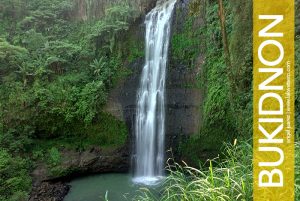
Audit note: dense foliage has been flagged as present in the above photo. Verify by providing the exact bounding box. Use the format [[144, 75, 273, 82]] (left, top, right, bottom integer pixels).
[[0, 0, 299, 200], [0, 0, 137, 199], [0, 149, 31, 201], [175, 0, 252, 163], [0, 0, 136, 144], [161, 0, 300, 200]]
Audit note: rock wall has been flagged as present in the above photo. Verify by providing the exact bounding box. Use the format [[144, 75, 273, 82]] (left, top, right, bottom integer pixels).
[[72, 0, 157, 21], [29, 147, 129, 200], [166, 0, 203, 156]]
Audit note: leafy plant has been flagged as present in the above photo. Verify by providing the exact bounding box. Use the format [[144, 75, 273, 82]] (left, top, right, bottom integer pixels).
[[87, 2, 137, 55], [171, 15, 201, 68], [0, 149, 31, 201], [48, 147, 61, 166]]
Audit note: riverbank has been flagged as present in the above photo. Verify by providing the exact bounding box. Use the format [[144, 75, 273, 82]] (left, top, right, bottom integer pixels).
[[29, 145, 130, 200]]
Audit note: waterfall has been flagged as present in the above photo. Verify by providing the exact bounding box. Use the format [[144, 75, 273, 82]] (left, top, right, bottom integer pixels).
[[133, 0, 176, 185]]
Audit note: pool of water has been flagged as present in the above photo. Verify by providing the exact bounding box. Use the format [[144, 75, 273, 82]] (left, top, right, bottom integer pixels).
[[64, 173, 161, 201]]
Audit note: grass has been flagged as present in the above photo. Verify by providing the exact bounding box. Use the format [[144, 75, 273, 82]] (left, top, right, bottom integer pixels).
[[133, 140, 300, 201], [134, 140, 252, 201], [296, 142, 300, 200]]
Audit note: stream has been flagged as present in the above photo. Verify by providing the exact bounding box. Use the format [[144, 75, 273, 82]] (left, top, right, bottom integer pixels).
[[64, 173, 161, 201]]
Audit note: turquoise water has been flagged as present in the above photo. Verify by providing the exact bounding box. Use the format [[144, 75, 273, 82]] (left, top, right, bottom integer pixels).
[[64, 173, 160, 201]]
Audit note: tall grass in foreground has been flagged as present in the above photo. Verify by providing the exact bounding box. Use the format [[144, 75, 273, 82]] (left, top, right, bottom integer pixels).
[[132, 141, 300, 201], [134, 141, 253, 201], [296, 142, 300, 200]]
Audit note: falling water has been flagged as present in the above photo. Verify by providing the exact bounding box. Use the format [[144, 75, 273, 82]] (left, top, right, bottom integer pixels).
[[133, 0, 177, 185]]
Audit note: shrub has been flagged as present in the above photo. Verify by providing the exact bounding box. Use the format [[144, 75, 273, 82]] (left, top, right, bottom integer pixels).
[[48, 147, 61, 166], [0, 149, 31, 201], [296, 142, 300, 200]]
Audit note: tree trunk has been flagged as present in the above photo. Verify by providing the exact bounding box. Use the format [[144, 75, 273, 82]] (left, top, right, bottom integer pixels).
[[218, 0, 242, 134], [218, 0, 231, 68]]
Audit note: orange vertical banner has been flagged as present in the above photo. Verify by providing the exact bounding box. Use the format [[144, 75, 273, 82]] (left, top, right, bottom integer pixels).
[[253, 0, 295, 200]]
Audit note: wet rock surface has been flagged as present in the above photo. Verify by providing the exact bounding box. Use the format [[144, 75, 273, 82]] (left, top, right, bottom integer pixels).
[[29, 146, 130, 201], [29, 182, 70, 201], [73, 0, 157, 21]]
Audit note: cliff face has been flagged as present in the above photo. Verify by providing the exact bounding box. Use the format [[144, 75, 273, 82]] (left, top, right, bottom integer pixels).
[[104, 0, 202, 159], [166, 0, 203, 156], [72, 0, 157, 21]]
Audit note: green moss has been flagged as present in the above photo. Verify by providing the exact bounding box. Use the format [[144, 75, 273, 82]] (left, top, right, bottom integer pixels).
[[32, 112, 128, 153], [179, 0, 253, 163], [127, 40, 144, 63], [113, 21, 145, 64], [48, 147, 61, 166], [170, 15, 201, 68], [112, 64, 133, 86], [50, 165, 79, 178]]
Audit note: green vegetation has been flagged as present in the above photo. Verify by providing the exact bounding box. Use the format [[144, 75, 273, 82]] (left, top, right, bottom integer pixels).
[[135, 141, 252, 201], [0, 0, 299, 200], [171, 15, 201, 68], [0, 0, 136, 198], [137, 0, 299, 200], [32, 112, 128, 153], [48, 147, 61, 166], [169, 0, 248, 164], [176, 0, 252, 163], [201, 0, 252, 143], [0, 149, 31, 201], [295, 141, 300, 200], [136, 141, 300, 201], [296, 142, 300, 200]]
